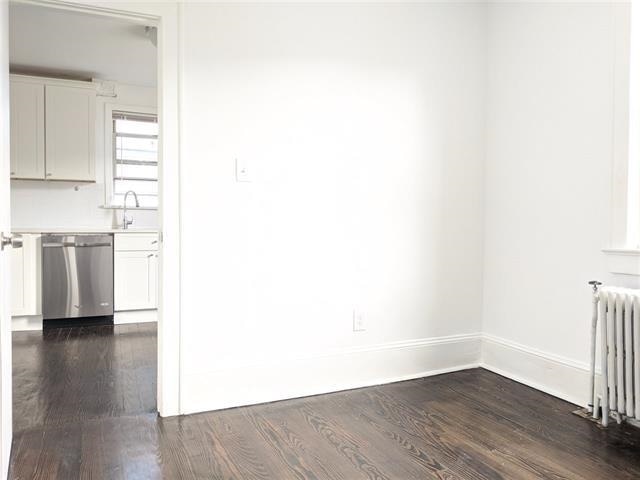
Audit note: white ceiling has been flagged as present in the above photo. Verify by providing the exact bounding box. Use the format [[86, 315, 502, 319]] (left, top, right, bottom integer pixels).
[[9, 3, 157, 87]]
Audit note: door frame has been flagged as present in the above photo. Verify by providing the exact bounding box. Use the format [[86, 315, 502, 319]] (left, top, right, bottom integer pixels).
[[0, 3, 12, 477], [5, 0, 181, 421]]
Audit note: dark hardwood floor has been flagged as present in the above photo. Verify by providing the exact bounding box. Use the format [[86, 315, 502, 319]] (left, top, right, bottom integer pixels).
[[12, 323, 157, 434], [10, 324, 640, 479]]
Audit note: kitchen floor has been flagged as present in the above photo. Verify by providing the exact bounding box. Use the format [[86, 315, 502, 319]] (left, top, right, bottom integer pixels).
[[12, 323, 156, 434], [9, 325, 640, 479]]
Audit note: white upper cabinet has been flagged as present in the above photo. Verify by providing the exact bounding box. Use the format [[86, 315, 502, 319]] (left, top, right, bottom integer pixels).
[[45, 84, 96, 181], [10, 80, 45, 180], [9, 75, 96, 182]]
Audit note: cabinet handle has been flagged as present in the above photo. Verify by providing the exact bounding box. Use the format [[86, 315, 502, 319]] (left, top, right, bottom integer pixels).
[[151, 240, 158, 245], [46, 173, 52, 177], [147, 253, 154, 258], [10, 172, 15, 176]]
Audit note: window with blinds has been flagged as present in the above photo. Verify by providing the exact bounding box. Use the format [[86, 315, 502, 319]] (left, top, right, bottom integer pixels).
[[112, 111, 158, 208]]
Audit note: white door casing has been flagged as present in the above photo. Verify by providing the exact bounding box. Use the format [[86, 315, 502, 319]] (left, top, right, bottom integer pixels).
[[0, 3, 13, 479]]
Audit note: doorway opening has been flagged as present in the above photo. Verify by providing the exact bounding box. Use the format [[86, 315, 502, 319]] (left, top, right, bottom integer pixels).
[[7, 0, 162, 441]]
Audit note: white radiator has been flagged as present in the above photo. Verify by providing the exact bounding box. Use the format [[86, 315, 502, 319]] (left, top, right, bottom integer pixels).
[[591, 286, 640, 427]]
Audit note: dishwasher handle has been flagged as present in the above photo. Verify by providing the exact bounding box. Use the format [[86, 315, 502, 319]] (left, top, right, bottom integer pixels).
[[43, 242, 112, 248]]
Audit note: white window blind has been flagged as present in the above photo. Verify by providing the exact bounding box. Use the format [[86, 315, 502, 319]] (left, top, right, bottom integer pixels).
[[112, 111, 158, 208]]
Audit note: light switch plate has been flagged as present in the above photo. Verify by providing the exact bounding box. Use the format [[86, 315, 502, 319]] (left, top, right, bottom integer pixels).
[[236, 158, 251, 182]]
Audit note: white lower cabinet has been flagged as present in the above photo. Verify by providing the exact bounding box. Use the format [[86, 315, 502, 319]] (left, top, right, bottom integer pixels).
[[11, 234, 42, 317], [114, 234, 158, 311]]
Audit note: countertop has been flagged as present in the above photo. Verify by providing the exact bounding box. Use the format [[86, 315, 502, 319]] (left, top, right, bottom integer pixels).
[[12, 227, 158, 234]]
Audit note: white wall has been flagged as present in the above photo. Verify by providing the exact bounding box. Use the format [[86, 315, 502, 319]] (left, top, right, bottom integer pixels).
[[10, 2, 157, 87], [179, 3, 487, 413], [6, 0, 632, 422], [10, 83, 158, 230], [482, 2, 640, 405]]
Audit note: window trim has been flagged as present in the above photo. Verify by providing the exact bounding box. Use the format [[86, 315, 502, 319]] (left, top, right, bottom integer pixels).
[[104, 103, 158, 209], [606, 6, 640, 276]]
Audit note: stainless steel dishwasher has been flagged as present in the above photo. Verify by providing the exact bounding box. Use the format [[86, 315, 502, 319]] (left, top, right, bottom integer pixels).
[[42, 234, 114, 320]]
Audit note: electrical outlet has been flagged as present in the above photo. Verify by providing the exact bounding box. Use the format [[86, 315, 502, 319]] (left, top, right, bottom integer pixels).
[[353, 310, 366, 332]]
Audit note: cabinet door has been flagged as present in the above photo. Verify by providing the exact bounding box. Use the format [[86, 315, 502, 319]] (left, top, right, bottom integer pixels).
[[10, 246, 25, 316], [149, 252, 158, 309], [11, 234, 42, 317], [45, 85, 95, 181], [10, 81, 45, 179], [114, 251, 157, 311]]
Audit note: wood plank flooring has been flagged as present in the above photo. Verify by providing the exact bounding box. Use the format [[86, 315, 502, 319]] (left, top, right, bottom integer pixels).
[[12, 323, 156, 433], [10, 324, 640, 479]]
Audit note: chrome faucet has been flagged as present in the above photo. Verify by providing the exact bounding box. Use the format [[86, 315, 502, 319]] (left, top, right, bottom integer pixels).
[[122, 190, 139, 230]]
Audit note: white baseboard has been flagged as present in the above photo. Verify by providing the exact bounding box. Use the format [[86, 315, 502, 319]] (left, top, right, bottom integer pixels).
[[9, 313, 592, 413], [12, 315, 43, 331], [114, 310, 157, 324], [180, 333, 482, 414], [481, 334, 590, 407], [12, 310, 157, 330]]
